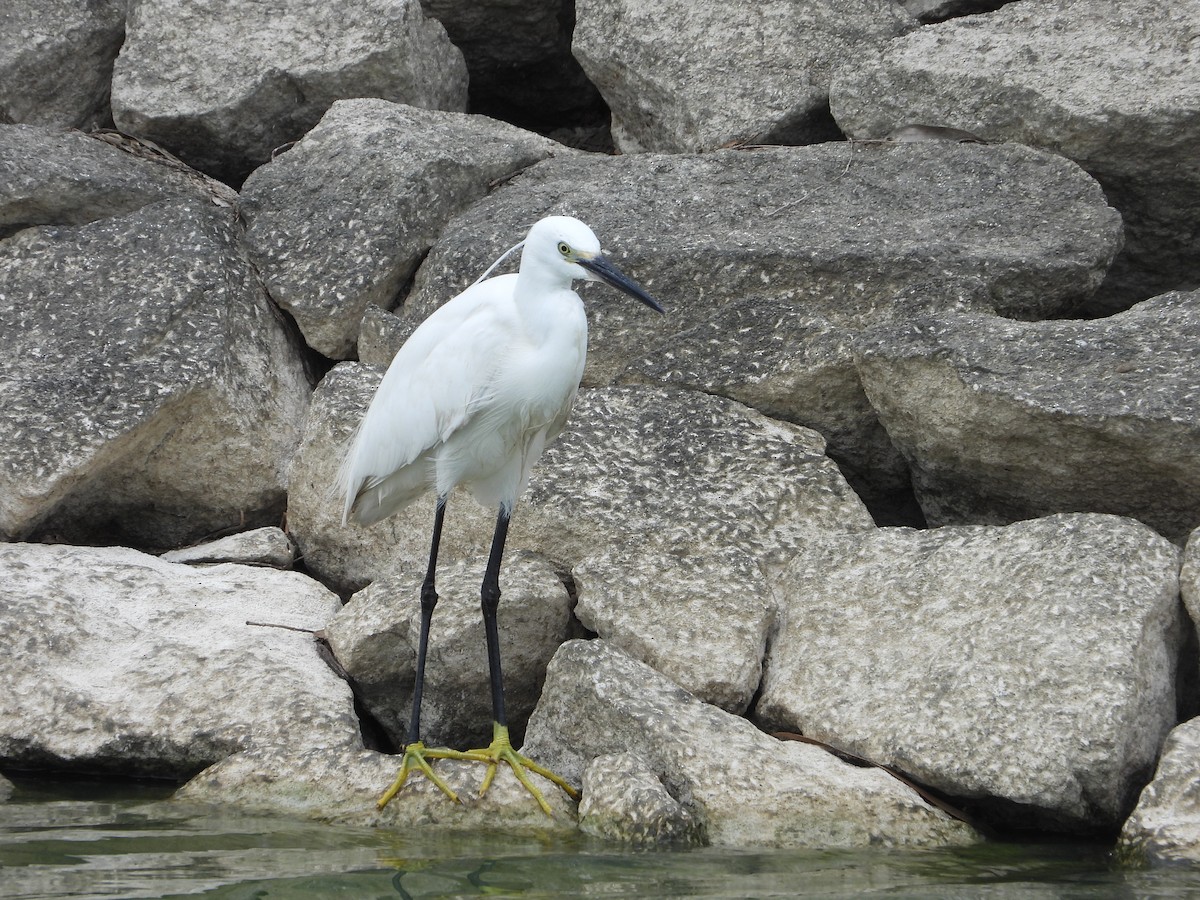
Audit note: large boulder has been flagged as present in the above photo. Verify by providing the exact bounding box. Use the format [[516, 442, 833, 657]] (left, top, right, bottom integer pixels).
[[855, 291, 1200, 544], [523, 640, 980, 848], [1118, 716, 1200, 865], [572, 0, 916, 152], [287, 368, 873, 593], [239, 99, 569, 358], [111, 0, 468, 185], [754, 514, 1184, 833], [325, 552, 576, 748], [0, 196, 311, 548], [0, 543, 357, 778], [831, 0, 1200, 310], [0, 0, 125, 130], [393, 144, 1120, 503]]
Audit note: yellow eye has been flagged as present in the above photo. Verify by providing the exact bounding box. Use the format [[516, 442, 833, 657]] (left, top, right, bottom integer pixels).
[[557, 241, 571, 257]]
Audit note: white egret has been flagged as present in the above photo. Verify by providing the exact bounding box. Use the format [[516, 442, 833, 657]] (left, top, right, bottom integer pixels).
[[338, 215, 664, 814]]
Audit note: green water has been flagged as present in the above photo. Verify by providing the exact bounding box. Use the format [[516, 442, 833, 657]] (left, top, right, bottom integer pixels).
[[2, 778, 1198, 899]]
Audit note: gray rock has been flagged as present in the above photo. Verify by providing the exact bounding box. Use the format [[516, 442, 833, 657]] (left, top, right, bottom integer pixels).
[[754, 514, 1184, 833], [159, 527, 296, 569], [356, 304, 409, 367], [0, 199, 311, 548], [111, 0, 468, 184], [0, 773, 12, 801], [325, 552, 574, 749], [573, 545, 773, 715], [0, 125, 233, 239], [572, 0, 916, 152], [0, 543, 357, 778], [0, 0, 125, 130], [1118, 716, 1200, 865], [524, 640, 980, 848], [830, 0, 1200, 310], [419, 0, 603, 139], [288, 366, 872, 593], [178, 743, 578, 829], [579, 752, 704, 846], [898, 0, 1016, 23], [240, 99, 567, 358], [855, 291, 1200, 544]]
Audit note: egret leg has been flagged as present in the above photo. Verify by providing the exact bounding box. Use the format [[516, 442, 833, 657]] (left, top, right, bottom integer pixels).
[[457, 507, 580, 815], [377, 496, 480, 809]]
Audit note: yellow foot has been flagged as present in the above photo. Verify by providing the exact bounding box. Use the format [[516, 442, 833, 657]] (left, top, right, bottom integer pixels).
[[458, 723, 580, 816], [376, 741, 483, 810]]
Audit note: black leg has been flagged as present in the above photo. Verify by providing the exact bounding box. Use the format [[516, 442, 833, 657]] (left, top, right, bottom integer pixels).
[[408, 494, 447, 746], [481, 506, 511, 729]]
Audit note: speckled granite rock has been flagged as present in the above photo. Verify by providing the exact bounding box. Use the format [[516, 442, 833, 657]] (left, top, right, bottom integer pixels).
[[240, 99, 567, 358], [572, 0, 915, 152], [523, 640, 980, 848], [855, 291, 1200, 543], [111, 0, 468, 184], [160, 527, 296, 569], [289, 368, 871, 593], [572, 545, 774, 715], [1118, 716, 1200, 865], [831, 0, 1200, 309], [0, 198, 311, 548], [325, 552, 575, 748], [0, 543, 356, 778], [579, 752, 704, 846], [0, 0, 125, 129], [755, 514, 1184, 833], [178, 743, 577, 830]]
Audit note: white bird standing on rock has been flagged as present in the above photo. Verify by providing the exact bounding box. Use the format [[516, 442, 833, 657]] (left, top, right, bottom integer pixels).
[[338, 215, 665, 814]]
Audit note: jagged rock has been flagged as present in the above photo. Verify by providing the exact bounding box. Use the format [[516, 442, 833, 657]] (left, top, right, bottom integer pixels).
[[0, 125, 233, 238], [854, 291, 1200, 544], [159, 527, 296, 569], [0, 543, 357, 778], [754, 514, 1184, 833], [178, 743, 577, 829], [898, 0, 1016, 22], [419, 0, 603, 139], [1118, 716, 1200, 865], [578, 752, 704, 846], [288, 368, 872, 593], [111, 0, 468, 184], [831, 0, 1200, 310], [397, 144, 1119, 504], [572, 545, 773, 715], [0, 0, 125, 130], [325, 552, 575, 748], [572, 0, 916, 152], [0, 198, 311, 548], [239, 99, 568, 358], [523, 640, 980, 848], [357, 304, 409, 367]]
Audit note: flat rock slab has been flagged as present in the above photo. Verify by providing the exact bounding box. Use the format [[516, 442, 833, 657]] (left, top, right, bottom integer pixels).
[[0, 543, 357, 778], [325, 552, 575, 749], [523, 640, 979, 849], [0, 0, 125, 129], [402, 144, 1120, 388], [111, 0, 468, 184], [289, 368, 871, 593], [179, 744, 578, 831], [1118, 716, 1200, 866], [855, 290, 1200, 544], [0, 197, 311, 548], [831, 0, 1200, 307], [159, 527, 296, 569], [573, 0, 915, 152], [240, 98, 567, 358], [754, 514, 1183, 833]]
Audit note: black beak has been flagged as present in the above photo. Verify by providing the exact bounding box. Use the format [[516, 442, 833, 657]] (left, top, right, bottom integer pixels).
[[578, 254, 666, 314]]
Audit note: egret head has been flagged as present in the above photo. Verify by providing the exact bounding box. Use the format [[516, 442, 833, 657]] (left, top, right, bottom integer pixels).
[[522, 215, 665, 313]]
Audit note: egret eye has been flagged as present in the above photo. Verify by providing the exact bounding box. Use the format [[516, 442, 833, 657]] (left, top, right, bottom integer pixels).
[[557, 241, 571, 257]]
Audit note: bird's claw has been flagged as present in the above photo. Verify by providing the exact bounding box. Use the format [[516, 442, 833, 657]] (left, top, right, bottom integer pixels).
[[376, 741, 480, 810], [461, 723, 580, 816]]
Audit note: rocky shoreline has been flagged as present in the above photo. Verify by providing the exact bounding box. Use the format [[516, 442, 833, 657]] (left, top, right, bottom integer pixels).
[[2, 0, 1199, 864]]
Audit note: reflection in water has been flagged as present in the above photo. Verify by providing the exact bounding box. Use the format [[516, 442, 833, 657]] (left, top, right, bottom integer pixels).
[[0, 777, 1198, 898]]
